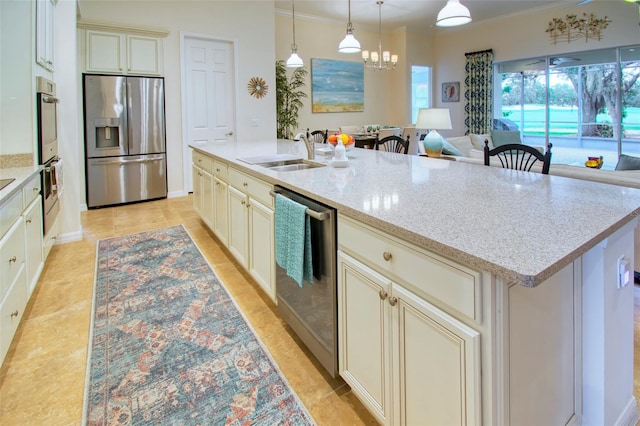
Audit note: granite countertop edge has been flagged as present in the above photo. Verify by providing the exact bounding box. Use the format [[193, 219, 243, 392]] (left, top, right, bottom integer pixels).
[[0, 165, 44, 208]]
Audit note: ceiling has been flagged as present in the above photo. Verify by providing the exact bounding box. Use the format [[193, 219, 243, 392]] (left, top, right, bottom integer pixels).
[[274, 0, 598, 35]]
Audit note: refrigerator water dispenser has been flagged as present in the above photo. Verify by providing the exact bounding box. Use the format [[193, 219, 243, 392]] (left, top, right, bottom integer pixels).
[[94, 118, 121, 148]]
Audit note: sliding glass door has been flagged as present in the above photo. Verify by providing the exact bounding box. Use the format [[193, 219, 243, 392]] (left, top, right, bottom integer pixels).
[[495, 45, 640, 170]]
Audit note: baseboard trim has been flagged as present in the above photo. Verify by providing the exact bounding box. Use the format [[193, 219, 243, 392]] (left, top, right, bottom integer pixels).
[[55, 229, 83, 244], [615, 397, 640, 426]]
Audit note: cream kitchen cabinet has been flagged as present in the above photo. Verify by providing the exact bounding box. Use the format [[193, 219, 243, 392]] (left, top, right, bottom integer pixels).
[[83, 29, 164, 75], [212, 159, 229, 247], [36, 0, 56, 71], [0, 171, 44, 367], [227, 167, 275, 301], [338, 215, 482, 426], [192, 151, 214, 229]]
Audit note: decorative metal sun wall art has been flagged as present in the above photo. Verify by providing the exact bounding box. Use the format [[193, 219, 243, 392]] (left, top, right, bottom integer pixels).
[[546, 13, 611, 44], [248, 77, 268, 98]]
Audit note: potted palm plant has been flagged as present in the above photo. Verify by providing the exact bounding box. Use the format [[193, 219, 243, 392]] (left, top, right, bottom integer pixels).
[[275, 60, 308, 139]]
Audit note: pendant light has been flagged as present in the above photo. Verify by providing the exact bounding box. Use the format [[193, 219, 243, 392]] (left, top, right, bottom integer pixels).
[[338, 0, 361, 53], [286, 0, 303, 68], [362, 1, 398, 70], [436, 0, 472, 27]]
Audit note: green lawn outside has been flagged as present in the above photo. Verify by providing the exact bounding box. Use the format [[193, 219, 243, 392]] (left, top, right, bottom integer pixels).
[[502, 105, 640, 135]]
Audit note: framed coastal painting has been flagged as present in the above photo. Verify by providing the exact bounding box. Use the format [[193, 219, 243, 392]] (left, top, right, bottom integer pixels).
[[311, 58, 364, 113], [442, 82, 460, 102]]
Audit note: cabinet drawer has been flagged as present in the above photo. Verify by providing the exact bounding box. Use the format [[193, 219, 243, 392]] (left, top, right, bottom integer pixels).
[[0, 266, 27, 365], [0, 191, 24, 240], [213, 159, 228, 181], [22, 175, 41, 207], [192, 151, 214, 174], [0, 218, 26, 302], [338, 215, 481, 321], [228, 168, 273, 208]]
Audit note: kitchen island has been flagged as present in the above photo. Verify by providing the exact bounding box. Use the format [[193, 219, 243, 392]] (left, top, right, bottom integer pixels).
[[191, 139, 640, 425]]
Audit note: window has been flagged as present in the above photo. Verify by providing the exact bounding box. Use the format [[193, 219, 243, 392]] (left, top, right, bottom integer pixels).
[[495, 45, 640, 170], [411, 65, 431, 124]]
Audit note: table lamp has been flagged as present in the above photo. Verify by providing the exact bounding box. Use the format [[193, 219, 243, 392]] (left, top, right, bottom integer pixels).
[[415, 108, 452, 157]]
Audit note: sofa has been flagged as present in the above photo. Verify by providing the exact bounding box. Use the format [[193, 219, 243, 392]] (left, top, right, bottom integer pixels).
[[422, 132, 640, 272]]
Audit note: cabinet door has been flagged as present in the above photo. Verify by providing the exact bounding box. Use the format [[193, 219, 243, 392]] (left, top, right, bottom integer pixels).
[[192, 164, 203, 215], [201, 169, 214, 229], [86, 30, 124, 73], [24, 198, 44, 296], [213, 177, 228, 246], [248, 199, 275, 301], [127, 35, 162, 75], [0, 267, 27, 366], [227, 185, 248, 268], [338, 251, 393, 425], [392, 284, 481, 426], [36, 0, 55, 71]]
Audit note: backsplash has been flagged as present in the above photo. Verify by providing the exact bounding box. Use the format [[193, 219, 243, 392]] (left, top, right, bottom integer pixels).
[[0, 154, 34, 168]]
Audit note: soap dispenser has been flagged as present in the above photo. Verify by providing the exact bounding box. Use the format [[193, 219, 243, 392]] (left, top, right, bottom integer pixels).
[[332, 142, 349, 168]]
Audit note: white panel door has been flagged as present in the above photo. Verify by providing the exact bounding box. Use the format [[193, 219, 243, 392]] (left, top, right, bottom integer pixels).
[[183, 36, 236, 193]]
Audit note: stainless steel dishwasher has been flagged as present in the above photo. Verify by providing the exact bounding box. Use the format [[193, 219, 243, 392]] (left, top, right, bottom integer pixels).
[[272, 185, 338, 378]]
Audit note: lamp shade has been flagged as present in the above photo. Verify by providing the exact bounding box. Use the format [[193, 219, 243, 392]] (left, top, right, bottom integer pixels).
[[338, 33, 361, 53], [436, 0, 472, 27], [286, 51, 303, 68], [415, 108, 452, 130]]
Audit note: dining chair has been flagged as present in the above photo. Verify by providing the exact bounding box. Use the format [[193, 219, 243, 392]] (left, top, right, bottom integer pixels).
[[484, 140, 553, 174], [377, 127, 401, 140], [340, 125, 361, 134], [376, 135, 410, 154], [307, 129, 328, 143], [401, 126, 421, 155]]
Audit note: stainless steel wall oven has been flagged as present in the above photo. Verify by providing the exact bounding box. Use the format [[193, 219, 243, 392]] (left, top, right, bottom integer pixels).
[[36, 76, 60, 235]]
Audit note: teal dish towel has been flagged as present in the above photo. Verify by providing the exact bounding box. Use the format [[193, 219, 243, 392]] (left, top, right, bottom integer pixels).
[[275, 194, 314, 287]]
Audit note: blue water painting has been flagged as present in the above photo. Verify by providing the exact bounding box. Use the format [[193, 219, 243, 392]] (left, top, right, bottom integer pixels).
[[311, 58, 364, 112]]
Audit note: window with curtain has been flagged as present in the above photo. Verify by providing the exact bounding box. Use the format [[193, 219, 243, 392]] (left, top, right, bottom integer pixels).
[[495, 45, 640, 170]]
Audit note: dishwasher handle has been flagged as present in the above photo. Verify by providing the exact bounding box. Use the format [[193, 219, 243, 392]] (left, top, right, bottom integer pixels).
[[270, 190, 330, 221]]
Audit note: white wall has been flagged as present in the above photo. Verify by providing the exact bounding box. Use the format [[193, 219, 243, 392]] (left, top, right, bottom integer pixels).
[[77, 0, 276, 197], [275, 12, 432, 133], [432, 1, 640, 137]]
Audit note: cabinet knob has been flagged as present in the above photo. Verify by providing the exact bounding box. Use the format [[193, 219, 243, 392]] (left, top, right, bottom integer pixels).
[[241, 200, 246, 205], [378, 290, 388, 300], [388, 296, 398, 306], [216, 168, 220, 172], [33, 187, 39, 193], [9, 256, 17, 263], [10, 310, 19, 318], [26, 218, 32, 224], [382, 251, 392, 261], [243, 182, 248, 187], [246, 203, 250, 208]]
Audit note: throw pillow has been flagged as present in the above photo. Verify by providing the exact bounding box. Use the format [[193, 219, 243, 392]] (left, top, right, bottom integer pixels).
[[469, 133, 492, 150], [445, 136, 473, 156], [615, 154, 640, 171], [490, 130, 521, 147], [440, 138, 463, 156]]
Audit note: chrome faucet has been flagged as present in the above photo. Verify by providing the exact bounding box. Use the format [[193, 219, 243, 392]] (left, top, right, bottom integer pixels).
[[294, 132, 314, 160]]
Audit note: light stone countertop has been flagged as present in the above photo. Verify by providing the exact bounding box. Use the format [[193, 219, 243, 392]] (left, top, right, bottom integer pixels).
[[0, 165, 43, 208], [191, 139, 640, 287]]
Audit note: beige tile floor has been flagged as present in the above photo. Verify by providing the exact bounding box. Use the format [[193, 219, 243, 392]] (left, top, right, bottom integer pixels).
[[0, 195, 639, 424]]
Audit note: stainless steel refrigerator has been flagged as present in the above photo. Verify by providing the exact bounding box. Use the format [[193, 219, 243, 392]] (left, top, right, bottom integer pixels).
[[84, 74, 167, 208]]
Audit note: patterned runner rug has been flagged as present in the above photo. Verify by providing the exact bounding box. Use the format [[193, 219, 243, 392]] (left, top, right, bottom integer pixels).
[[83, 225, 314, 425]]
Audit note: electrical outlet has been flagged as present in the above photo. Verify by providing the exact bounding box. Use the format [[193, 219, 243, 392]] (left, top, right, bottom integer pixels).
[[618, 256, 631, 289]]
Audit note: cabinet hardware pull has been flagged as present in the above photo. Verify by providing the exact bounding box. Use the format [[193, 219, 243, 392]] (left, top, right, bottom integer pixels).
[[379, 290, 388, 300], [388, 296, 398, 306], [9, 256, 17, 263], [33, 187, 39, 192], [10, 310, 19, 318], [383, 251, 392, 261], [246, 203, 250, 208], [216, 168, 220, 172], [243, 182, 248, 187], [26, 218, 32, 224], [241, 200, 245, 205]]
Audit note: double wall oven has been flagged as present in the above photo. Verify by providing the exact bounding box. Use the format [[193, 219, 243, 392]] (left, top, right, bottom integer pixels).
[[36, 76, 60, 235]]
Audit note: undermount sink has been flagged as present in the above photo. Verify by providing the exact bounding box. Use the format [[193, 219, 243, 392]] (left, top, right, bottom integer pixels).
[[266, 162, 324, 172], [0, 178, 15, 191]]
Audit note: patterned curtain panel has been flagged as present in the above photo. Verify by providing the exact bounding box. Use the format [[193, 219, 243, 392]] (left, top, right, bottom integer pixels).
[[464, 49, 494, 135]]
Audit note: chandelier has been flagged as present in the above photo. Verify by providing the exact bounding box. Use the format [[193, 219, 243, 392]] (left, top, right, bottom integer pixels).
[[362, 1, 398, 70]]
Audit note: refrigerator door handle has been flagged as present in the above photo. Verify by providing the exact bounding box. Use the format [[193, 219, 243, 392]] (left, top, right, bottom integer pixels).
[[126, 81, 133, 153], [92, 157, 164, 165]]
